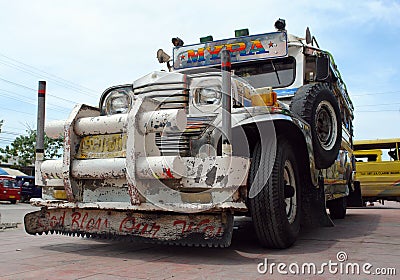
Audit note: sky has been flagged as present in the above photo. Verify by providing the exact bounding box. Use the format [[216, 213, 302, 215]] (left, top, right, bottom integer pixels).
[[0, 0, 399, 148]]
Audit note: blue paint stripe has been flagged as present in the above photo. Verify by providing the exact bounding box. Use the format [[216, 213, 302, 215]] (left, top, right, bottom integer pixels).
[[275, 88, 298, 97]]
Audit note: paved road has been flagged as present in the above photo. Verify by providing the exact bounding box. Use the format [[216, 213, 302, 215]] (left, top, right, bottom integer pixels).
[[0, 202, 399, 279], [0, 202, 36, 224]]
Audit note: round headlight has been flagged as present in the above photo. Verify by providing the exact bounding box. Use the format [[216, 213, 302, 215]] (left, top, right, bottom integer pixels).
[[103, 89, 131, 115], [192, 77, 222, 107], [196, 87, 221, 105]]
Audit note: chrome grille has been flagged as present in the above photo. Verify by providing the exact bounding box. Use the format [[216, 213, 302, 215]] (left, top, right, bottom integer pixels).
[[156, 115, 217, 156], [134, 82, 189, 109]]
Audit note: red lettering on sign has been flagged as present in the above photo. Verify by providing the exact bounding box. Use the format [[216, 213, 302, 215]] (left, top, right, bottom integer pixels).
[[80, 212, 89, 228], [119, 217, 160, 237], [37, 211, 66, 231], [195, 219, 210, 231], [172, 218, 223, 237], [71, 212, 81, 229], [173, 220, 187, 234], [67, 211, 109, 232]]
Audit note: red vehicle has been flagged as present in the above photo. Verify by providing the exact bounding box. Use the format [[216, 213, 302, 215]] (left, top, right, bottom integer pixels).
[[0, 176, 21, 204]]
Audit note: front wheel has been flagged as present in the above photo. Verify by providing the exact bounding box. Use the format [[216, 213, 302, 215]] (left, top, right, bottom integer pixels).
[[248, 137, 301, 249]]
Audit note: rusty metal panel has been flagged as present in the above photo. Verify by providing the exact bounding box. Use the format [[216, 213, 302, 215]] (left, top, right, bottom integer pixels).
[[136, 156, 186, 179], [24, 208, 234, 246], [76, 133, 127, 159], [41, 159, 63, 179], [71, 158, 126, 179], [82, 186, 130, 203], [182, 156, 249, 188], [62, 104, 100, 201], [74, 114, 128, 136], [138, 109, 187, 134], [45, 120, 66, 139], [29, 199, 247, 212], [125, 97, 161, 205]]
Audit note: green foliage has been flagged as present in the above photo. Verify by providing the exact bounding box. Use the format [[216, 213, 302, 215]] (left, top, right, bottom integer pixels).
[[0, 129, 63, 167]]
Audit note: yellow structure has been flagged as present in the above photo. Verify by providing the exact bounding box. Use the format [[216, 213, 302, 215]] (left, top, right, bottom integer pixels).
[[354, 138, 400, 202]]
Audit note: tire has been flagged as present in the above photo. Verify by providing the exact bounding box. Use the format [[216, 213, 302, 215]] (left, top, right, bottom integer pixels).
[[290, 83, 342, 169], [10, 200, 17, 204], [248, 137, 301, 249], [327, 197, 347, 219]]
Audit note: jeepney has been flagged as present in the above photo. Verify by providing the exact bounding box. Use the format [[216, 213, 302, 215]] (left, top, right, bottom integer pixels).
[[25, 19, 356, 248], [354, 138, 400, 203]]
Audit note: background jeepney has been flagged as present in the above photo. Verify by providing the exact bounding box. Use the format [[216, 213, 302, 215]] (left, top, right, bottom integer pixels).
[[0, 176, 21, 204], [354, 138, 400, 204], [25, 20, 356, 249]]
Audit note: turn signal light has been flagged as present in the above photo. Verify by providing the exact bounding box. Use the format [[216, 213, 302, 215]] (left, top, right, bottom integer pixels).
[[250, 87, 278, 106]]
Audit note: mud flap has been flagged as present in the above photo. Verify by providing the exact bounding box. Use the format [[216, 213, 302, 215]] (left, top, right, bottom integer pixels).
[[301, 181, 334, 228], [24, 208, 234, 247], [347, 181, 363, 207]]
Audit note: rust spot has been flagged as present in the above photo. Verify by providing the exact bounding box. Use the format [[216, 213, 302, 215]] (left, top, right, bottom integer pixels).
[[205, 166, 217, 186], [195, 164, 203, 183], [216, 175, 226, 183]]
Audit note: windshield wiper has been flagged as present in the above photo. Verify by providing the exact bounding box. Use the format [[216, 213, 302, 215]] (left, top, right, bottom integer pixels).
[[270, 60, 281, 85]]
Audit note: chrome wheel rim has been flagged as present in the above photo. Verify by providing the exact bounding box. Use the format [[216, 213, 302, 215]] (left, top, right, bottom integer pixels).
[[315, 100, 337, 150], [284, 159, 297, 224]]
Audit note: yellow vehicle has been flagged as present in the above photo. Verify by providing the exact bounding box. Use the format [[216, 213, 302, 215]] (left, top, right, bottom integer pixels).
[[354, 139, 400, 203]]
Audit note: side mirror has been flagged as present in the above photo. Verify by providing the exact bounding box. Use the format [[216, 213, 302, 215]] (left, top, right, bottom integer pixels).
[[316, 54, 330, 81], [305, 27, 312, 45], [157, 49, 171, 63]]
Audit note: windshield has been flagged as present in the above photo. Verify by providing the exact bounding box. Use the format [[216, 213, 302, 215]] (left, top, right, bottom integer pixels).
[[0, 179, 17, 188], [233, 57, 295, 89]]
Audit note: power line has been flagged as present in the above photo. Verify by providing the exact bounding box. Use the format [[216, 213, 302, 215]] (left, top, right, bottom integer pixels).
[[351, 90, 400, 97], [0, 91, 71, 113], [356, 102, 400, 108], [0, 130, 22, 136], [0, 106, 33, 116], [0, 125, 27, 132], [356, 110, 399, 113], [0, 106, 62, 120], [0, 53, 99, 97], [0, 77, 79, 105], [0, 136, 15, 141]]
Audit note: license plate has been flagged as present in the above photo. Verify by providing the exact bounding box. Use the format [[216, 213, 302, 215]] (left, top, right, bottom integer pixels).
[[76, 133, 127, 159], [9, 195, 15, 198]]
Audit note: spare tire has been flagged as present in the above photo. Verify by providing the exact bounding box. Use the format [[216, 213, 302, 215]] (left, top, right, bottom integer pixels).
[[290, 83, 341, 169]]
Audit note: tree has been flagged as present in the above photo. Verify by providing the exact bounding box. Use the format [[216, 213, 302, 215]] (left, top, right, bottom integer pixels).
[[0, 129, 63, 167]]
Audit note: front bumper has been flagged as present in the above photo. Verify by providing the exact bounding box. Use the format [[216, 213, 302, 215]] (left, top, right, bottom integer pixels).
[[24, 206, 235, 247], [36, 95, 250, 213]]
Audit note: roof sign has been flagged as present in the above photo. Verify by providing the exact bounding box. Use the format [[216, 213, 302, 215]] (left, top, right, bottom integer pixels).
[[173, 32, 288, 70]]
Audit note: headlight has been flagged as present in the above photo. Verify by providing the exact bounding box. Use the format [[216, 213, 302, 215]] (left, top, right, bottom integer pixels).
[[196, 87, 221, 105], [102, 89, 132, 115], [192, 77, 222, 107]]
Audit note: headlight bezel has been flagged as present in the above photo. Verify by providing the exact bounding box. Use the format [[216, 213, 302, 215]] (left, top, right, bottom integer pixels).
[[99, 85, 133, 116], [191, 76, 223, 112]]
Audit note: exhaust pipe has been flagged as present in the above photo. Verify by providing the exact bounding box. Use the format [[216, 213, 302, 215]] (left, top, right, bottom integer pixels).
[[35, 81, 46, 186], [221, 49, 232, 156]]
